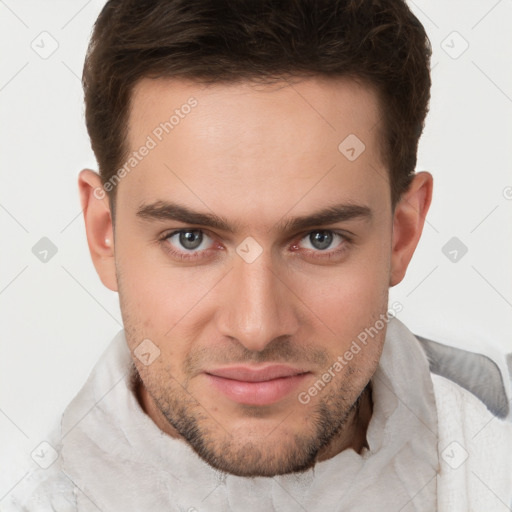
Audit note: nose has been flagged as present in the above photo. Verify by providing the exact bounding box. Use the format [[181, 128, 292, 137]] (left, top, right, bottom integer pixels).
[[215, 249, 299, 353]]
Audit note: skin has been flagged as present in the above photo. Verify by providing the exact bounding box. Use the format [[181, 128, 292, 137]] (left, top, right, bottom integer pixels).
[[79, 76, 432, 477]]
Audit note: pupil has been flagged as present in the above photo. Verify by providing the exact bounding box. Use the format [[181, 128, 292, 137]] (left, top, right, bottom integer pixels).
[[180, 230, 202, 250], [310, 231, 332, 250]]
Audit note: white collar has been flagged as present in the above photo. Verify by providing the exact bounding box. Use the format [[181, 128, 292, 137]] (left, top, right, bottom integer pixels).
[[59, 317, 439, 511]]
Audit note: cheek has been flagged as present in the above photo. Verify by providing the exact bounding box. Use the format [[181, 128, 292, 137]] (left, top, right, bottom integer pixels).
[[290, 243, 391, 348], [306, 260, 387, 301], [115, 231, 211, 329], [115, 239, 223, 376], [295, 268, 389, 394]]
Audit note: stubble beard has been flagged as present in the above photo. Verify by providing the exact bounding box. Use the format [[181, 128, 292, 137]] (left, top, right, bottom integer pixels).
[[135, 365, 369, 477]]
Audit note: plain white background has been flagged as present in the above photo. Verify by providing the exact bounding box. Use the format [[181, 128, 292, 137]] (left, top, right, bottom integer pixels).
[[1, 0, 511, 499]]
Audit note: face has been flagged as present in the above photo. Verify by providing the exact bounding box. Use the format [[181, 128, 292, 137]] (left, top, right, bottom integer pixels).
[[80, 76, 432, 477]]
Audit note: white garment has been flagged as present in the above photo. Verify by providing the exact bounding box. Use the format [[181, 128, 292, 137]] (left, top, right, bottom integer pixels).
[[3, 318, 512, 511]]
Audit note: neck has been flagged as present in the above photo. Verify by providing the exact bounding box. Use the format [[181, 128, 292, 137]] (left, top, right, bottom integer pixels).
[[316, 382, 373, 462]]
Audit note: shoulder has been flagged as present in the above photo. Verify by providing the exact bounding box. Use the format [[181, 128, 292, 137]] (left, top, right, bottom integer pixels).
[[431, 373, 512, 510], [416, 334, 510, 419], [431, 372, 512, 466], [431, 372, 511, 433], [2, 462, 78, 511]]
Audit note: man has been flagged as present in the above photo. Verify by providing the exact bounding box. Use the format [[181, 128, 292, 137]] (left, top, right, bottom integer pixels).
[[5, 0, 512, 510]]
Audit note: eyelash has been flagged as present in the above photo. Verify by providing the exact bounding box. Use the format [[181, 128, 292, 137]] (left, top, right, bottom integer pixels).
[[158, 229, 220, 262], [293, 232, 350, 261], [158, 229, 352, 263]]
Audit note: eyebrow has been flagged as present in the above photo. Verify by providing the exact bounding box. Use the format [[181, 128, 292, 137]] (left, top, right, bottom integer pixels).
[[136, 200, 372, 233]]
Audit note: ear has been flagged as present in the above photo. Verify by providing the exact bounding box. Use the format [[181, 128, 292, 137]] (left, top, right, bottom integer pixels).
[[78, 169, 118, 292], [389, 171, 433, 287]]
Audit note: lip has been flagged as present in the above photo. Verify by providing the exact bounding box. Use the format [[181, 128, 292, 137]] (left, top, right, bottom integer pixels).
[[204, 365, 310, 405]]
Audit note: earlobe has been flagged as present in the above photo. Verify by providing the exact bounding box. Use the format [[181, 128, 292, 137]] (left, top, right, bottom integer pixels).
[[389, 172, 433, 287], [78, 169, 118, 292]]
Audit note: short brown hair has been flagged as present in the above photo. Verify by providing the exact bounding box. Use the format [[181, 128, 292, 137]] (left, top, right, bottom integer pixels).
[[83, 0, 432, 208]]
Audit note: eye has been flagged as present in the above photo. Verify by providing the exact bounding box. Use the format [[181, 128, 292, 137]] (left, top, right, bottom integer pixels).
[[290, 229, 351, 262], [165, 229, 214, 252], [298, 230, 345, 251]]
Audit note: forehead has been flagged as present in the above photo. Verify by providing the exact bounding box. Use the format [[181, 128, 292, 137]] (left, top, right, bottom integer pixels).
[[121, 76, 389, 222]]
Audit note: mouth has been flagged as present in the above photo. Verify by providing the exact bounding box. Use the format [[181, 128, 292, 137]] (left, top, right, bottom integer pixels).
[[204, 365, 310, 405]]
